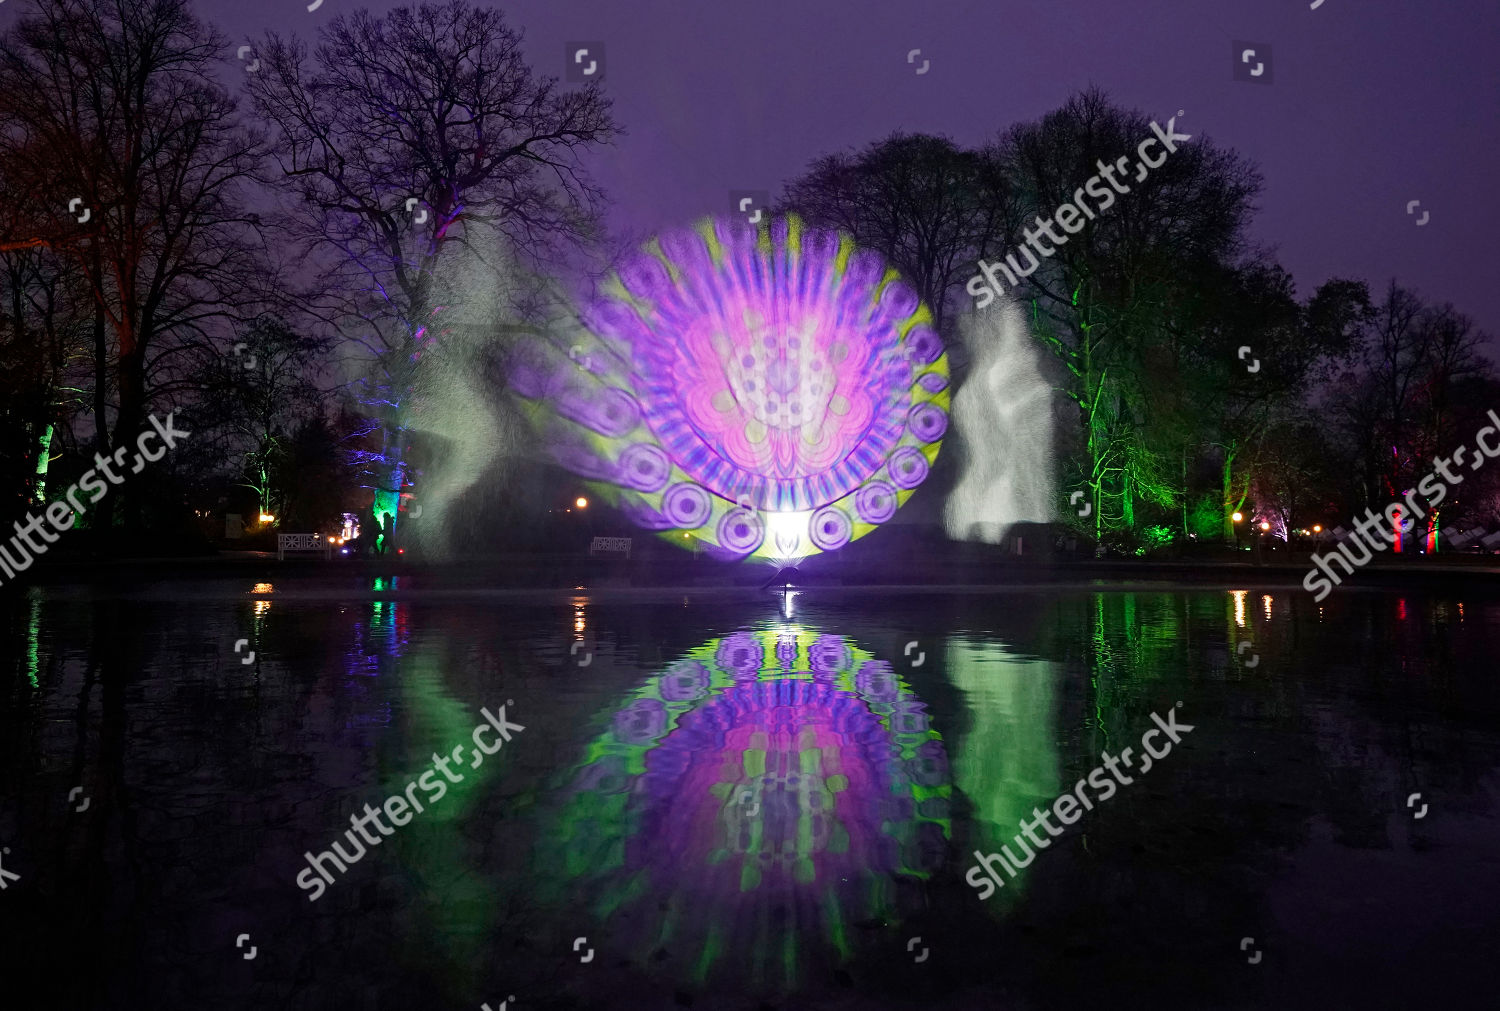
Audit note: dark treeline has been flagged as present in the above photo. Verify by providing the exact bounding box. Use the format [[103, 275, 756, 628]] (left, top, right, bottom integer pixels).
[[779, 90, 1499, 551], [0, 0, 1494, 558], [0, 0, 614, 554]]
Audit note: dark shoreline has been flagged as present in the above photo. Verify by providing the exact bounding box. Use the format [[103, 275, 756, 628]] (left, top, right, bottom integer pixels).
[[10, 543, 1500, 597]]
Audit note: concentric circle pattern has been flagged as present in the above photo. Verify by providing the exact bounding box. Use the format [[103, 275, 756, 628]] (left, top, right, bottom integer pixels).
[[662, 483, 713, 528], [854, 481, 898, 524], [809, 505, 853, 552]]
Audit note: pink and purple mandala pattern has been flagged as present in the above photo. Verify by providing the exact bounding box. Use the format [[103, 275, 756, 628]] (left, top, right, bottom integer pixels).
[[511, 215, 950, 561]]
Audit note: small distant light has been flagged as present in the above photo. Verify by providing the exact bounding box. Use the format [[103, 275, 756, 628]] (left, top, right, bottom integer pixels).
[[1259, 521, 1270, 531], [575, 497, 588, 509], [259, 512, 275, 524], [397, 548, 405, 555], [1232, 511, 1243, 523], [328, 535, 337, 543], [1313, 525, 1322, 533], [340, 548, 348, 555]]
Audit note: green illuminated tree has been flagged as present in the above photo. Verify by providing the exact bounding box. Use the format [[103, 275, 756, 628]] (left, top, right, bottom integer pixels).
[[0, 238, 94, 511], [994, 89, 1260, 541], [202, 316, 330, 517]]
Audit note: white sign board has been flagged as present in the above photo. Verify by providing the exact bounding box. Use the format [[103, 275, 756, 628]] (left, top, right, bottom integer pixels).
[[278, 533, 331, 560], [589, 536, 632, 559]]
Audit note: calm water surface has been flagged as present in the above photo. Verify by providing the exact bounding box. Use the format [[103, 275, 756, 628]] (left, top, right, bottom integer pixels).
[[2, 578, 1498, 1010]]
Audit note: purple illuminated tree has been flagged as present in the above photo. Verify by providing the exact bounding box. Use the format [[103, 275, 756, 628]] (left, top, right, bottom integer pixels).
[[248, 0, 617, 530]]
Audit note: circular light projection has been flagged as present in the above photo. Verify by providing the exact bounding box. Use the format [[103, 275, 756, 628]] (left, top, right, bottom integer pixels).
[[513, 215, 950, 561]]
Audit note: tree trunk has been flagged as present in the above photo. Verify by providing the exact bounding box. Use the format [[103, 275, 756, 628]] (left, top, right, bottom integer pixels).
[[89, 299, 116, 531], [114, 341, 148, 530], [34, 421, 54, 503], [1221, 450, 1238, 545]]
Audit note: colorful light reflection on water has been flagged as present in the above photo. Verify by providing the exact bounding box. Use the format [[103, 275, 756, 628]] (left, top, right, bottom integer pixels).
[[543, 626, 951, 988]]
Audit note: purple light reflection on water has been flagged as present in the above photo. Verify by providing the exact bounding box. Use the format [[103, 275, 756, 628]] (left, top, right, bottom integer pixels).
[[542, 627, 950, 983]]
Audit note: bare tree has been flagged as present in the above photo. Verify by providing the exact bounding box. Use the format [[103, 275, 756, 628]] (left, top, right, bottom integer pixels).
[[247, 0, 617, 531], [0, 0, 270, 523], [1325, 281, 1494, 545], [0, 239, 94, 507], [779, 133, 1018, 342], [202, 316, 330, 517]]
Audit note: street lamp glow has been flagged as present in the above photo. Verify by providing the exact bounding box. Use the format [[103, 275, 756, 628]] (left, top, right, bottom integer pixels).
[[1259, 521, 1270, 532], [259, 512, 275, 524], [575, 496, 588, 509], [1313, 524, 1322, 533], [1232, 511, 1243, 523]]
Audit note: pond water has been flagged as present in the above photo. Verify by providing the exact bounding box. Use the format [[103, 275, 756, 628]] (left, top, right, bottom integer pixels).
[[2, 578, 1497, 1009]]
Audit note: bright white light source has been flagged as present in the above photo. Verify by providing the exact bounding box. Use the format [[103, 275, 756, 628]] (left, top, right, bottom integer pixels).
[[765, 509, 810, 561]]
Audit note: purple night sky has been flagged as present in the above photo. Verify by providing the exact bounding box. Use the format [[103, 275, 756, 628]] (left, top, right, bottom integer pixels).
[[10, 0, 1497, 337]]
